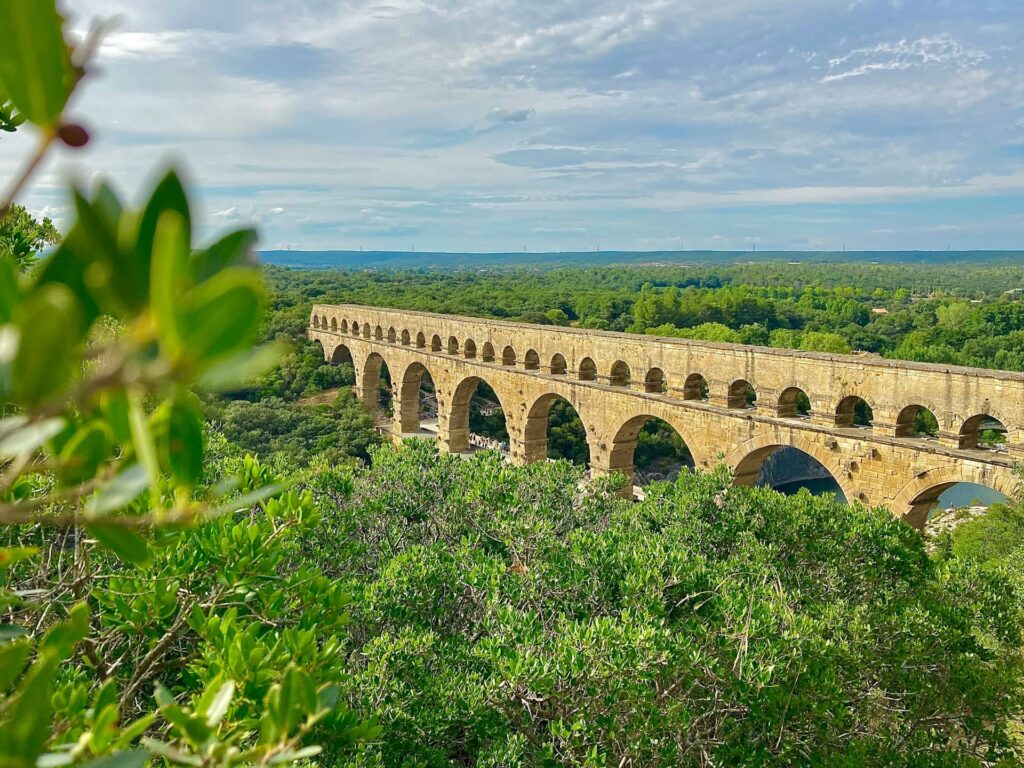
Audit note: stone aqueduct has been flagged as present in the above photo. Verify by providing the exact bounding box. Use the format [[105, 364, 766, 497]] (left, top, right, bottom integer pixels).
[[309, 303, 1022, 527]]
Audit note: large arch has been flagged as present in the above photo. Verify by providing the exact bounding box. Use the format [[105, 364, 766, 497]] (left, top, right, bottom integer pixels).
[[331, 343, 354, 366], [360, 352, 393, 415], [605, 412, 698, 494], [727, 434, 856, 504], [890, 465, 1019, 529], [448, 374, 511, 454], [523, 392, 592, 466], [395, 361, 437, 434]]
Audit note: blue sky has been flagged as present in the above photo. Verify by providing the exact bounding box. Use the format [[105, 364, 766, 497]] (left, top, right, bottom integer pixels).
[[4, 0, 1024, 251]]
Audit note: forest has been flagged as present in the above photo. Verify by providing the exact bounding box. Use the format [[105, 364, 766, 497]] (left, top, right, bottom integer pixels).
[[3, 5, 1024, 768]]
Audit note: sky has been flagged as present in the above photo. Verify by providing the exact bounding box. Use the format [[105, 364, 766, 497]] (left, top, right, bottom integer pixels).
[[3, 0, 1023, 252]]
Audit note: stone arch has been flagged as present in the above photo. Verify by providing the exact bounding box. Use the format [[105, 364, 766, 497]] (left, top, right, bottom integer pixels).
[[889, 465, 1019, 529], [395, 360, 437, 434], [362, 323, 370, 339], [312, 337, 325, 357], [416, 331, 426, 349], [777, 386, 811, 419], [550, 353, 567, 375], [448, 374, 511, 454], [524, 349, 540, 370], [351, 321, 360, 336], [447, 336, 459, 355], [387, 326, 397, 343], [360, 352, 393, 414], [330, 317, 338, 332], [374, 325, 384, 341], [523, 392, 593, 466], [604, 411, 702, 495], [502, 345, 517, 366], [331, 343, 353, 365], [481, 342, 496, 363], [835, 394, 873, 428], [728, 379, 756, 409], [727, 434, 856, 503], [959, 413, 1008, 451], [643, 367, 666, 394], [895, 404, 939, 439], [464, 339, 477, 359], [401, 329, 411, 346], [312, 315, 320, 329], [683, 373, 709, 401], [340, 319, 349, 334], [431, 334, 442, 352], [578, 357, 597, 381], [609, 360, 631, 387]]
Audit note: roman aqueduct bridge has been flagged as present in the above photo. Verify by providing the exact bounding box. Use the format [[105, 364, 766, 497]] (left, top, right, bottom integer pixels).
[[310, 303, 1022, 527]]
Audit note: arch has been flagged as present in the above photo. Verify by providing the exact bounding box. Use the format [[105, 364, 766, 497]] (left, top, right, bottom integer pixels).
[[431, 334, 442, 352], [643, 368, 666, 394], [312, 315, 320, 329], [463, 339, 477, 359], [524, 349, 540, 371], [550, 353, 567, 376], [373, 325, 384, 341], [362, 323, 370, 339], [728, 379, 756, 409], [524, 393, 591, 466], [609, 360, 631, 387], [501, 346, 517, 366], [387, 326, 397, 343], [777, 386, 811, 419], [890, 465, 1019, 529], [448, 374, 511, 454], [578, 357, 597, 381], [727, 435, 856, 504], [835, 395, 873, 428], [360, 352, 393, 415], [321, 315, 328, 328], [312, 337, 325, 358], [401, 329, 411, 346], [340, 319, 349, 334], [447, 336, 459, 355], [607, 413, 696, 494], [481, 342, 496, 363], [396, 361, 438, 434], [351, 321, 360, 337], [330, 317, 338, 332], [895, 404, 939, 439], [959, 413, 1008, 451], [416, 331, 426, 349], [682, 373, 709, 401], [331, 343, 353, 366]]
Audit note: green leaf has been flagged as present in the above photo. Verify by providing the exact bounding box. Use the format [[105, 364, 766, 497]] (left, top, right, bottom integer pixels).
[[0, 0, 74, 127], [190, 228, 257, 284], [268, 746, 322, 764], [137, 171, 191, 291], [140, 739, 202, 767], [149, 211, 190, 362], [180, 268, 264, 367], [0, 257, 18, 323], [201, 680, 235, 727], [0, 416, 64, 458], [87, 464, 149, 517], [39, 602, 89, 656], [87, 525, 151, 567], [0, 638, 31, 689], [11, 283, 84, 405], [163, 397, 204, 487], [78, 751, 149, 768], [196, 342, 285, 391], [0, 547, 38, 569], [59, 421, 112, 485]]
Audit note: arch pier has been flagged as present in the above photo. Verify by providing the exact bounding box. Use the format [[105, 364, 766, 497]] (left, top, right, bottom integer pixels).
[[311, 304, 1024, 528]]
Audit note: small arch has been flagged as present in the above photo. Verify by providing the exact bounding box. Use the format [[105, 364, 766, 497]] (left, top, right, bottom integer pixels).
[[481, 342, 496, 363], [331, 344, 353, 365], [401, 329, 411, 346], [362, 324, 370, 339], [578, 357, 597, 381], [777, 387, 811, 419], [683, 373, 709, 401], [524, 349, 540, 371], [550, 354, 567, 375], [351, 321, 360, 337], [609, 360, 631, 387], [464, 339, 477, 359], [447, 336, 459, 355], [835, 395, 872, 428], [896, 404, 939, 439], [643, 368, 666, 394], [330, 317, 338, 332], [502, 346, 517, 366], [373, 325, 384, 341], [959, 414, 1008, 451], [340, 319, 349, 334], [431, 334, 442, 352], [416, 331, 426, 349], [312, 315, 320, 329], [387, 326, 397, 343], [320, 315, 328, 328], [728, 379, 756, 409]]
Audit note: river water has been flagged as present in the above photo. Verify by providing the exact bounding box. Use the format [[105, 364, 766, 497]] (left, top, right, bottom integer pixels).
[[773, 478, 1007, 509]]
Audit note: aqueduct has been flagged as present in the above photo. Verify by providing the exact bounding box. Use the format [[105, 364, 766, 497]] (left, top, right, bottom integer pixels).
[[310, 303, 1022, 528]]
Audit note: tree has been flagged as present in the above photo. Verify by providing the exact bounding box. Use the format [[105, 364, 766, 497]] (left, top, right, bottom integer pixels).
[[0, 203, 60, 270]]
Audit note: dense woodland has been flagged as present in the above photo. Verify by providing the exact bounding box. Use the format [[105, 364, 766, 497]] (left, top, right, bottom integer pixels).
[[4, 6, 1024, 768]]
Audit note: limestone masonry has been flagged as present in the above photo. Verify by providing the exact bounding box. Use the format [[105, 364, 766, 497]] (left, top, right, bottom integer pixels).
[[310, 303, 1022, 528]]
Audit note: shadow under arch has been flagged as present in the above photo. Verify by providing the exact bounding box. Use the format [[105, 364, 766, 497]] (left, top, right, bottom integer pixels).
[[524, 392, 592, 466], [395, 360, 437, 434], [889, 465, 1018, 529], [331, 342, 353, 366], [726, 435, 856, 504], [448, 373, 511, 454]]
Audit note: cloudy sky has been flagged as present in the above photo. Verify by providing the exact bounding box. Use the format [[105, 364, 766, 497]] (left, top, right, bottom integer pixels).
[[4, 0, 1024, 251]]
